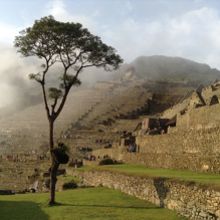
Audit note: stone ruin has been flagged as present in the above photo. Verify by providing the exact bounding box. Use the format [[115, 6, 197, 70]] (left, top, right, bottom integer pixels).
[[89, 80, 220, 174], [140, 116, 176, 135]]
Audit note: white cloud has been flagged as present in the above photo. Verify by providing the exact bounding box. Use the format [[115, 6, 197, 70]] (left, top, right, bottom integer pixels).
[[44, 1, 220, 69], [47, 0, 96, 32], [0, 22, 19, 45], [100, 7, 220, 69], [2, 1, 220, 74]]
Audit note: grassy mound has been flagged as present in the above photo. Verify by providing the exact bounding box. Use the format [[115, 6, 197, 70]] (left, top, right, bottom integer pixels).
[[0, 187, 184, 220]]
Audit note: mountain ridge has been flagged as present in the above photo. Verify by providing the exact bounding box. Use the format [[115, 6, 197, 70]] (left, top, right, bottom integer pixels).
[[117, 55, 220, 84]]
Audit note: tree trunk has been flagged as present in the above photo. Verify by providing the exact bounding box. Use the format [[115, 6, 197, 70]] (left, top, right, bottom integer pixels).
[[49, 120, 54, 151], [49, 159, 59, 205], [49, 120, 59, 205]]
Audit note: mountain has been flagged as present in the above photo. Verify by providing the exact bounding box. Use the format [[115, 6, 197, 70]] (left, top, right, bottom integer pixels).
[[118, 55, 220, 85], [0, 55, 220, 155]]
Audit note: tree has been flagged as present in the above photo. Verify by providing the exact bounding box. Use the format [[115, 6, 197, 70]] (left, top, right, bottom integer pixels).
[[14, 16, 123, 205]]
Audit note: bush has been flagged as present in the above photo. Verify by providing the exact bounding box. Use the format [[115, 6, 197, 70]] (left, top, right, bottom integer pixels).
[[52, 142, 69, 164], [62, 180, 78, 190], [99, 158, 115, 165]]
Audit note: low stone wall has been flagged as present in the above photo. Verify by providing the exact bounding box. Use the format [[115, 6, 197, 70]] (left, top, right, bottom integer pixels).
[[120, 152, 220, 172], [92, 147, 220, 173], [73, 170, 220, 220]]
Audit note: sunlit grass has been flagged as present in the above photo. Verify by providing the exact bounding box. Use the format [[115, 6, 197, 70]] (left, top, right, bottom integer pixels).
[[0, 187, 184, 220]]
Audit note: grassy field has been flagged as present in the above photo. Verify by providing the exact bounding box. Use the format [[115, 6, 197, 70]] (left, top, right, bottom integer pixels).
[[80, 164, 220, 188], [0, 187, 185, 220]]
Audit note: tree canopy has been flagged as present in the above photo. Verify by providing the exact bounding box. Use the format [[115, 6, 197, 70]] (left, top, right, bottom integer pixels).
[[15, 15, 123, 120]]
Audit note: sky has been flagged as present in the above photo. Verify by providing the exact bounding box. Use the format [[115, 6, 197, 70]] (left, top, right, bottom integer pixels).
[[1, 0, 220, 107], [1, 0, 220, 67]]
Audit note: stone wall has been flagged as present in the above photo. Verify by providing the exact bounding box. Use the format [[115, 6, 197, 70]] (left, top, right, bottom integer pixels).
[[175, 105, 220, 130], [162, 91, 198, 119], [92, 125, 220, 173], [201, 84, 220, 105], [162, 85, 220, 130], [92, 148, 220, 173], [73, 170, 220, 220], [136, 126, 220, 173], [187, 105, 220, 129], [137, 127, 220, 154], [90, 87, 220, 173], [90, 111, 220, 173]]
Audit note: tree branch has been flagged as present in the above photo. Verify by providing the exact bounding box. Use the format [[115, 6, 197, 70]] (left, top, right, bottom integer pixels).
[[53, 61, 105, 119], [82, 62, 107, 69], [70, 51, 85, 66], [41, 82, 50, 119], [53, 87, 70, 119], [41, 58, 51, 119], [51, 97, 58, 115]]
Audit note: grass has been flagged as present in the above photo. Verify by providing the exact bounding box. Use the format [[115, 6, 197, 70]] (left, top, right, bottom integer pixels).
[[79, 164, 220, 188], [58, 175, 81, 184], [0, 187, 184, 220]]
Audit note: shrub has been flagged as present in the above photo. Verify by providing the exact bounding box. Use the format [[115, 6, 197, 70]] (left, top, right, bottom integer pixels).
[[62, 180, 78, 190], [99, 158, 115, 165], [52, 142, 69, 164]]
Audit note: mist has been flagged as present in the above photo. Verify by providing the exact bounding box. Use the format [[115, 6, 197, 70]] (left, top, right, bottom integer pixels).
[[0, 44, 116, 113], [0, 45, 39, 109]]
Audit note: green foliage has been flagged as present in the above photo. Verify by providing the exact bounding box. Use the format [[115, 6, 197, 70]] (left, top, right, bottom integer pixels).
[[52, 142, 69, 164], [48, 87, 62, 99], [99, 158, 116, 165], [29, 73, 41, 83], [57, 142, 69, 153], [62, 180, 78, 190], [59, 74, 81, 89], [58, 175, 81, 184], [0, 188, 184, 220], [14, 15, 123, 72]]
